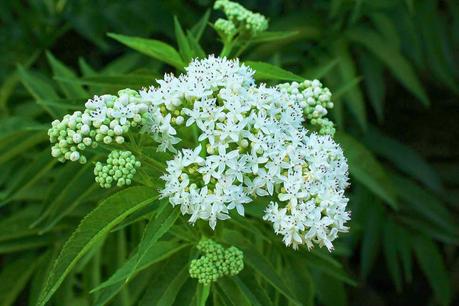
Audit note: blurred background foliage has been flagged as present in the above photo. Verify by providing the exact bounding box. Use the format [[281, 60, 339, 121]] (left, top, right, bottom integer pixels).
[[0, 0, 458, 305]]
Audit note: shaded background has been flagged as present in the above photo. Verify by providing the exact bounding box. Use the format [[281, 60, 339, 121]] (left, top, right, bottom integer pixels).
[[0, 0, 458, 305]]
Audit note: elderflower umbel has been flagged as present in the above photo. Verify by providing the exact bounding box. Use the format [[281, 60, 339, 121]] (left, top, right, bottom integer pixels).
[[48, 54, 350, 251], [144, 56, 350, 250]]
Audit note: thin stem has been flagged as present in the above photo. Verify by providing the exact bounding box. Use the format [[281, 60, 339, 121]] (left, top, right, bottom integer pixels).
[[198, 284, 211, 306]]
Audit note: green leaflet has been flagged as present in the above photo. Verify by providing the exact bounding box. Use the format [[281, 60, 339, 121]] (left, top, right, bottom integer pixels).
[[174, 16, 194, 63], [245, 61, 304, 82], [358, 54, 385, 122], [383, 219, 402, 291], [36, 186, 158, 306], [390, 173, 459, 240], [413, 236, 452, 306], [312, 272, 347, 306], [32, 162, 96, 233], [17, 65, 61, 118], [108, 33, 185, 70], [139, 253, 190, 306], [244, 248, 300, 304], [0, 149, 58, 205], [250, 30, 300, 43], [333, 41, 367, 130], [217, 277, 253, 306], [46, 51, 87, 98], [336, 132, 398, 209], [359, 199, 384, 279], [92, 241, 187, 293], [347, 27, 430, 106], [0, 253, 39, 306], [365, 127, 443, 193], [128, 200, 181, 280], [190, 9, 210, 41]]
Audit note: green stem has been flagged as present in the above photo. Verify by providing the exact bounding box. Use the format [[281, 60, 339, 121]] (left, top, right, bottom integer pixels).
[[198, 284, 211, 306], [219, 39, 234, 57]]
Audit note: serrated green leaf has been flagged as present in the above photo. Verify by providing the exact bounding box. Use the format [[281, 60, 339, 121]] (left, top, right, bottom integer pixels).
[[336, 132, 398, 209], [108, 33, 185, 69], [245, 61, 304, 82], [36, 186, 158, 306]]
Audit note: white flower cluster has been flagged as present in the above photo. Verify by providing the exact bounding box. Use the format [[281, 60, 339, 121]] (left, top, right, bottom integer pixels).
[[48, 55, 350, 251], [48, 89, 147, 163], [144, 55, 350, 250]]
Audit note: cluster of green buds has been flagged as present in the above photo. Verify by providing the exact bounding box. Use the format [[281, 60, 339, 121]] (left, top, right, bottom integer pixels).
[[94, 150, 141, 188], [279, 79, 336, 135], [48, 89, 148, 163], [49, 111, 94, 164], [189, 239, 244, 285], [214, 0, 268, 38]]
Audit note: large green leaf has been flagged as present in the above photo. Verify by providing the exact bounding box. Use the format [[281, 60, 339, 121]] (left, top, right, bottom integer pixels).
[[36, 186, 158, 306], [108, 33, 185, 69], [336, 132, 398, 209]]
